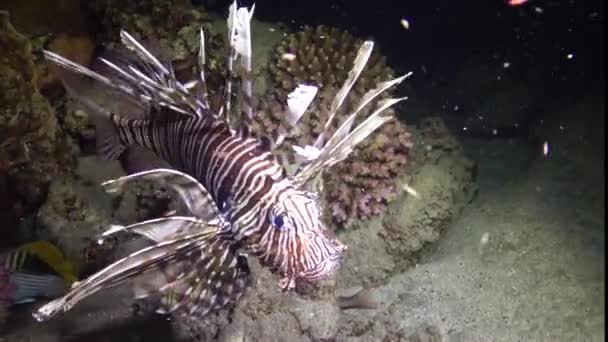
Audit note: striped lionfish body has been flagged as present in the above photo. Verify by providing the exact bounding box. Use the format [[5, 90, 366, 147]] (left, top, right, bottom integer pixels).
[[33, 1, 411, 322]]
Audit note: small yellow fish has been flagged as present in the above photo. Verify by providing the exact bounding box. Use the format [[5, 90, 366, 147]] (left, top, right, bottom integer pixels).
[[1, 241, 78, 304], [9, 241, 78, 284]]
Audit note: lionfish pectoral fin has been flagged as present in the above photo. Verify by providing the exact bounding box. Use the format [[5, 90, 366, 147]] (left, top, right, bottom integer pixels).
[[313, 41, 375, 149], [33, 229, 217, 322], [142, 240, 251, 317], [131, 260, 194, 299], [100, 168, 222, 220], [100, 216, 218, 243]]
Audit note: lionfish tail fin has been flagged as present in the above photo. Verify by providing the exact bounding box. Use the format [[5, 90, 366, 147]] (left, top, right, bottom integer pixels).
[[33, 227, 220, 322], [153, 239, 250, 317]]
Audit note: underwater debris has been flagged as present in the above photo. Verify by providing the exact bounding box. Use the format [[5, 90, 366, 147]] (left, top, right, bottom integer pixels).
[[254, 25, 414, 228]]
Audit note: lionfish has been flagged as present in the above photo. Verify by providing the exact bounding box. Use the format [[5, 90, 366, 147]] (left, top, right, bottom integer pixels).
[[33, 2, 410, 322]]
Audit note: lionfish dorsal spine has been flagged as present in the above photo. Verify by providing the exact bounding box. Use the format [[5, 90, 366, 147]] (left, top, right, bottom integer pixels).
[[312, 41, 375, 149], [119, 30, 171, 79], [291, 42, 412, 184], [197, 28, 210, 107], [294, 95, 409, 185], [221, 1, 256, 136], [270, 84, 319, 150]]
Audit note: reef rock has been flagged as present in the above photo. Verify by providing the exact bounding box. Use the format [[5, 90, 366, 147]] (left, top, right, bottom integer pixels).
[[0, 11, 75, 239], [34, 155, 185, 273], [380, 117, 476, 265]]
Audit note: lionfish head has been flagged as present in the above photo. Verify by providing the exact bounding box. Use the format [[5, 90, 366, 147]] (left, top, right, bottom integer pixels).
[[264, 184, 346, 290]]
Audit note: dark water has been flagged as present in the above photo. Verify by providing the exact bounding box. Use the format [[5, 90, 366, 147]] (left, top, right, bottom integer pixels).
[[0, 0, 604, 341]]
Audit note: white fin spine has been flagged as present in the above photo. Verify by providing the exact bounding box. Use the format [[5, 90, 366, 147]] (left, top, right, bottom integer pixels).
[[100, 168, 222, 221], [313, 41, 374, 148], [294, 96, 408, 185]]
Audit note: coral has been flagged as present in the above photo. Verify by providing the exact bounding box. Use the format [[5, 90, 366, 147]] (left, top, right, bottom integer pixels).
[[87, 0, 228, 102], [379, 117, 476, 264], [253, 25, 414, 227], [0, 11, 75, 234]]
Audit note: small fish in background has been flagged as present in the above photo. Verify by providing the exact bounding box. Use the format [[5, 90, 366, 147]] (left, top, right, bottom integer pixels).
[[0, 241, 77, 305], [336, 287, 378, 310], [507, 0, 529, 6]]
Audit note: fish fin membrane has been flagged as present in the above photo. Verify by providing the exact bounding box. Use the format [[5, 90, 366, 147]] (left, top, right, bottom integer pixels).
[[138, 240, 250, 317], [100, 216, 218, 244], [100, 168, 222, 221], [32, 227, 222, 322]]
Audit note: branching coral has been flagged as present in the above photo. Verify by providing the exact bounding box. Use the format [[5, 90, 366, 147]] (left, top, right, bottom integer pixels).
[[0, 11, 75, 229], [254, 25, 414, 227]]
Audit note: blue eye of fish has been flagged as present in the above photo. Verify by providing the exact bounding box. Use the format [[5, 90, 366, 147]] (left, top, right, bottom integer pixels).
[[273, 213, 289, 229]]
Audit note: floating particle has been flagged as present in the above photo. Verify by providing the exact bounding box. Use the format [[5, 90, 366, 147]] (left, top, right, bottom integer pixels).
[[503, 61, 511, 68], [533, 6, 544, 13], [492, 129, 498, 135], [268, 27, 276, 32], [543, 141, 549, 156], [400, 18, 410, 30], [402, 184, 420, 199], [281, 53, 297, 61], [478, 232, 491, 255], [508, 0, 529, 6], [566, 53, 574, 59]]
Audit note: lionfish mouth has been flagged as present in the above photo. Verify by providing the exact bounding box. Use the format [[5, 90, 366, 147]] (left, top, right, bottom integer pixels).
[[299, 238, 347, 283]]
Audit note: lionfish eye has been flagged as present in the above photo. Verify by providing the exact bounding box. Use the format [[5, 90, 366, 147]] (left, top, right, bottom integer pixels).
[[273, 213, 290, 229]]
